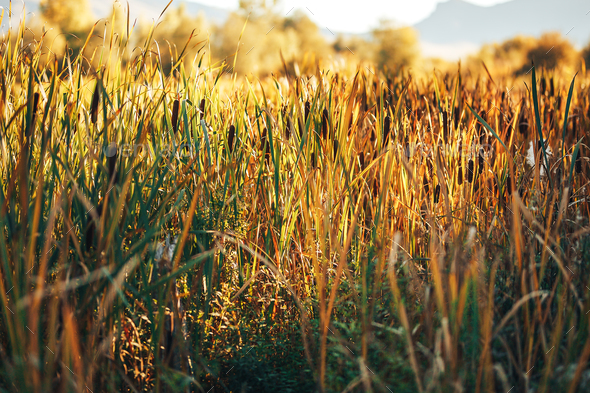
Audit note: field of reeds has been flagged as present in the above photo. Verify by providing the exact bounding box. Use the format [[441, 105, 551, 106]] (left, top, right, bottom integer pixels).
[[1, 7, 590, 393]]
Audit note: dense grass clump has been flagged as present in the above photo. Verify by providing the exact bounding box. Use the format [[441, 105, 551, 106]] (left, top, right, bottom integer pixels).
[[0, 12, 590, 393]]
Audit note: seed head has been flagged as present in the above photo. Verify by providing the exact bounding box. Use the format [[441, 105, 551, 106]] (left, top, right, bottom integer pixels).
[[91, 81, 100, 124], [228, 125, 236, 153], [171, 99, 180, 134], [383, 115, 391, 144]]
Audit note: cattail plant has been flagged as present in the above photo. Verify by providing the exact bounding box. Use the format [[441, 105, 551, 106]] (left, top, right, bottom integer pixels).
[[171, 99, 180, 134], [478, 110, 487, 143], [228, 125, 236, 153], [434, 184, 441, 203], [383, 115, 391, 145], [31, 92, 40, 128], [261, 127, 270, 165], [453, 108, 460, 129], [442, 110, 449, 141], [321, 108, 329, 139], [107, 142, 119, 184], [91, 81, 100, 124], [199, 98, 206, 121]]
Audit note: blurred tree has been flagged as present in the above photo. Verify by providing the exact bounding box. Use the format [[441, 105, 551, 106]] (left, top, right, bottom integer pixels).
[[40, 0, 93, 34], [215, 11, 287, 75], [238, 0, 281, 19], [333, 34, 373, 61], [582, 41, 590, 68], [136, 4, 209, 74], [371, 20, 418, 71], [474, 35, 536, 74], [283, 10, 331, 59], [520, 32, 575, 72]]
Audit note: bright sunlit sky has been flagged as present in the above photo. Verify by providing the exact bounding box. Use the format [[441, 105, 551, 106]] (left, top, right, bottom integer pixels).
[[188, 0, 513, 33]]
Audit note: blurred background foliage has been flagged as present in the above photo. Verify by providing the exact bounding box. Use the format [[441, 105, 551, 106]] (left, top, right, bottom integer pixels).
[[10, 0, 590, 77]]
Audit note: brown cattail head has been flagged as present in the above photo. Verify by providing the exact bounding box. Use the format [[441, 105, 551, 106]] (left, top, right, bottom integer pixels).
[[304, 101, 311, 123], [91, 81, 100, 124], [478, 110, 487, 143], [171, 99, 180, 134], [550, 77, 555, 97], [454, 109, 460, 129], [458, 165, 463, 185], [25, 92, 40, 140], [73, 113, 80, 136], [423, 174, 430, 195], [282, 107, 291, 139], [199, 98, 206, 121], [359, 152, 365, 170], [228, 125, 236, 153], [383, 115, 391, 144], [372, 178, 380, 199], [540, 77, 546, 95], [321, 108, 329, 139], [434, 184, 441, 203], [261, 127, 270, 164], [106, 142, 118, 183], [442, 110, 449, 141], [467, 159, 474, 183], [32, 92, 40, 124]]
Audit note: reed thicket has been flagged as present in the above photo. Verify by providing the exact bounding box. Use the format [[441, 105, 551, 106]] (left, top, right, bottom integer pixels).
[[0, 10, 589, 393]]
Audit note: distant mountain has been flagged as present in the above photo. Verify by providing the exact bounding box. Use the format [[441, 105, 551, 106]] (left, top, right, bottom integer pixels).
[[0, 0, 229, 25], [415, 0, 590, 48]]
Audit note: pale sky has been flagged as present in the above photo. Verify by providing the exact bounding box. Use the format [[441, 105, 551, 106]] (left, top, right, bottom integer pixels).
[[189, 0, 513, 33]]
